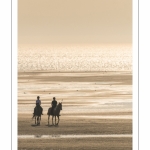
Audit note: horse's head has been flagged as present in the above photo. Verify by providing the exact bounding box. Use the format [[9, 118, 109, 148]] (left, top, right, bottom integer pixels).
[[58, 102, 62, 110]]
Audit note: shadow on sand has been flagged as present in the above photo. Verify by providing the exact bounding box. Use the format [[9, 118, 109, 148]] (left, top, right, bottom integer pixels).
[[45, 124, 59, 127], [31, 124, 39, 127], [31, 124, 59, 127]]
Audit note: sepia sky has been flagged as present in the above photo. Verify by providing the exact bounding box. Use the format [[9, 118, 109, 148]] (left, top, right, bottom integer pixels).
[[18, 0, 132, 45]]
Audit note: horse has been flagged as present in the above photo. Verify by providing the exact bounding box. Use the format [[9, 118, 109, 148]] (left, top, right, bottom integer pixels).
[[32, 105, 42, 125], [47, 102, 62, 126]]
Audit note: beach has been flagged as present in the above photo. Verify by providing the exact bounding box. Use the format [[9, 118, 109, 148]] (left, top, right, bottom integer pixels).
[[18, 70, 132, 150]]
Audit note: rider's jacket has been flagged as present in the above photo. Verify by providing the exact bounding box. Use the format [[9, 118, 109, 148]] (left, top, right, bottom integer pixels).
[[52, 100, 57, 108], [36, 99, 41, 105]]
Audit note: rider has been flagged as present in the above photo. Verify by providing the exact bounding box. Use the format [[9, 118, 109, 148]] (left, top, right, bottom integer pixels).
[[33, 96, 43, 115], [51, 97, 57, 115]]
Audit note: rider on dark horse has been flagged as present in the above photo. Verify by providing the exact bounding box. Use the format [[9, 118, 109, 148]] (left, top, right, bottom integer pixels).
[[33, 96, 43, 116], [51, 97, 58, 115]]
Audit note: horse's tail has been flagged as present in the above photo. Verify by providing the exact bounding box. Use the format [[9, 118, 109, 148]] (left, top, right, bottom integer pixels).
[[32, 107, 36, 119], [32, 114, 35, 119]]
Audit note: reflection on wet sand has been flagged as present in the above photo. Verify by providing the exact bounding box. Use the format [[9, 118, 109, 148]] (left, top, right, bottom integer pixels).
[[18, 134, 132, 139]]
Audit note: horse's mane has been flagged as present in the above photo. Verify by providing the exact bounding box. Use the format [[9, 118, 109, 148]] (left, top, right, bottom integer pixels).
[[56, 103, 61, 109]]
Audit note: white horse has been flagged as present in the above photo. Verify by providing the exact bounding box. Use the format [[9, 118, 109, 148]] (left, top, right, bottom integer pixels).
[[47, 102, 62, 125]]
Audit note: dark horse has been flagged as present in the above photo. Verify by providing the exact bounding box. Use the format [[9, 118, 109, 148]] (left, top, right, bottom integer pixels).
[[32, 105, 42, 125], [47, 102, 62, 125]]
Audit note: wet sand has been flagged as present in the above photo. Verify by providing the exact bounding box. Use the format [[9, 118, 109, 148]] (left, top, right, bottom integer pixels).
[[18, 138, 132, 150], [18, 114, 132, 135], [18, 115, 132, 150], [18, 71, 132, 149]]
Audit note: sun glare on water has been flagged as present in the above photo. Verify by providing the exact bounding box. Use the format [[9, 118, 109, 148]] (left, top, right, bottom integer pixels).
[[18, 44, 132, 72]]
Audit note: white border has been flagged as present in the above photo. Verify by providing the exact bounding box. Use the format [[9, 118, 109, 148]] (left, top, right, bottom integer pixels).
[[0, 0, 12, 149], [12, 0, 18, 149], [139, 0, 150, 150], [133, 0, 138, 150]]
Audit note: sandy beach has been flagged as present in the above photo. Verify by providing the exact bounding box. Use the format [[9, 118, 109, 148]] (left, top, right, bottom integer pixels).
[[18, 71, 132, 150]]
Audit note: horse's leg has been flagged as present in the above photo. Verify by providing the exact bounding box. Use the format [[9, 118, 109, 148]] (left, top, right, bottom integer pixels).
[[39, 116, 40, 125], [35, 116, 36, 124], [37, 116, 38, 125], [48, 115, 50, 125], [55, 115, 56, 125], [52, 116, 54, 125], [37, 116, 39, 125], [57, 115, 59, 125]]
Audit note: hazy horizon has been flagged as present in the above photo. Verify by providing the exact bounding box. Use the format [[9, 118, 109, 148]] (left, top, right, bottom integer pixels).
[[18, 0, 132, 45]]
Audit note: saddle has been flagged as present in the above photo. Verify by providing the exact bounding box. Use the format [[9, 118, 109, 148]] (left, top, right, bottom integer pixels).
[[47, 107, 55, 115]]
